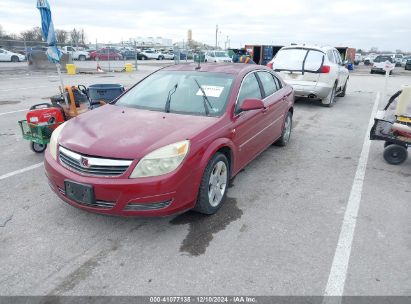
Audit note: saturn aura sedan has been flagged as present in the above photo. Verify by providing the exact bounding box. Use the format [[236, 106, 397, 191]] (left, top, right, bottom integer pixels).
[[45, 63, 294, 216]]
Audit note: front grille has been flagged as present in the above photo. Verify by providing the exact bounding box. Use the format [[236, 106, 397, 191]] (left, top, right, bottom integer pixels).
[[59, 146, 132, 177], [57, 186, 115, 209], [124, 200, 172, 211]]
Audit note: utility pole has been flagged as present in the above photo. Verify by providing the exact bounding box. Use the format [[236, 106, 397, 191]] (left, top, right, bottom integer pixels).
[[215, 24, 218, 49]]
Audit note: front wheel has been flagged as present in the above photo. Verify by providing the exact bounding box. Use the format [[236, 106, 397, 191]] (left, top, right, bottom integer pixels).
[[79, 55, 86, 61], [11, 56, 19, 62], [383, 144, 408, 165], [30, 142, 47, 153], [193, 153, 229, 214], [275, 111, 292, 146]]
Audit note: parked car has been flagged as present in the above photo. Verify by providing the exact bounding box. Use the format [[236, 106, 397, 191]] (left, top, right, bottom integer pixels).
[[161, 52, 175, 60], [354, 53, 362, 65], [205, 51, 232, 63], [404, 59, 411, 71], [90, 49, 122, 61], [61, 46, 90, 61], [394, 54, 404, 67], [267, 45, 349, 107], [121, 50, 138, 60], [139, 49, 164, 60], [370, 55, 395, 74], [44, 63, 294, 216], [0, 48, 26, 62]]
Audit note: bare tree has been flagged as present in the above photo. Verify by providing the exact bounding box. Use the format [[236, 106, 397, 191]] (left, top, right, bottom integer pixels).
[[0, 24, 3, 37], [20, 27, 43, 42], [80, 28, 86, 45], [70, 28, 80, 46], [56, 29, 68, 43]]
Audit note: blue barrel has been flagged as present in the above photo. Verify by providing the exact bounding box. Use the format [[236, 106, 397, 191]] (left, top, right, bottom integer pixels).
[[87, 84, 125, 104]]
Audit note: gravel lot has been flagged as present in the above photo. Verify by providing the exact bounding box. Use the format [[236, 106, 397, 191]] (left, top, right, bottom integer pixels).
[[0, 62, 410, 297]]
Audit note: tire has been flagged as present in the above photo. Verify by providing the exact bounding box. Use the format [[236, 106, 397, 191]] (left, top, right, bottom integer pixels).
[[158, 56, 164, 60], [275, 111, 293, 146], [322, 84, 337, 107], [389, 71, 393, 75], [384, 141, 394, 148], [338, 80, 348, 97], [30, 142, 47, 153], [11, 56, 19, 62], [193, 153, 229, 215], [370, 70, 374, 74], [141, 56, 147, 60], [79, 55, 86, 61], [383, 144, 408, 165]]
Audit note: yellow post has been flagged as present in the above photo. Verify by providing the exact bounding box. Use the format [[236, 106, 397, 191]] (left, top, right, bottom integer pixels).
[[66, 64, 76, 75], [125, 63, 133, 72]]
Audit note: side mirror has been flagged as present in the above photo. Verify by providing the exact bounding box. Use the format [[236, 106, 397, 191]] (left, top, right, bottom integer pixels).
[[240, 98, 265, 111]]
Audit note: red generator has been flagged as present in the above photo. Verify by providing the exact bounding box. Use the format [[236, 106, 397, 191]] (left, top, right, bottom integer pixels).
[[26, 103, 65, 127]]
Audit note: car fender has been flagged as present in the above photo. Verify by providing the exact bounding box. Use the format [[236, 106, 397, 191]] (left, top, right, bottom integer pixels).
[[195, 137, 237, 182]]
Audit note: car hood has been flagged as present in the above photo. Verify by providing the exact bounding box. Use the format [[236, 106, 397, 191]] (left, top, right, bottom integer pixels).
[[59, 105, 219, 159]]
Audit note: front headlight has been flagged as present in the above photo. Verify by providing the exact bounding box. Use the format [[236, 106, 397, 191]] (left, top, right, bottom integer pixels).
[[130, 140, 190, 178], [49, 123, 66, 160]]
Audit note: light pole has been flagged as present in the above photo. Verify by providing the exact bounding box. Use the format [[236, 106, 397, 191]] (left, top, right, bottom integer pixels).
[[215, 24, 218, 49]]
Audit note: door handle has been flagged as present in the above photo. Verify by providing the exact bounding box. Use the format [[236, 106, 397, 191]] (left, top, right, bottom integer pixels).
[[262, 107, 268, 113]]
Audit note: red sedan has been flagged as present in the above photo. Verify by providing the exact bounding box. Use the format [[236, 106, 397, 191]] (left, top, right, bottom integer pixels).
[[90, 49, 122, 61], [45, 63, 294, 216]]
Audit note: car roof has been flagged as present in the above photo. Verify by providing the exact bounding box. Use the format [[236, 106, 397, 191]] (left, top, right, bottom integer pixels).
[[161, 63, 266, 75], [281, 44, 336, 53]]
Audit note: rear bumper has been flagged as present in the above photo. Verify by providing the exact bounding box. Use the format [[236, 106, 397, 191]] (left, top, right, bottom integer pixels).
[[285, 80, 332, 99], [44, 150, 200, 217]]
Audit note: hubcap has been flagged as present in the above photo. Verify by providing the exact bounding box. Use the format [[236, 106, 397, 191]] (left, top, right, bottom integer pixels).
[[208, 161, 228, 207], [33, 143, 45, 151]]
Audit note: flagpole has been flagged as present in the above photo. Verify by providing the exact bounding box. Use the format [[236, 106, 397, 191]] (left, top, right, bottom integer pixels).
[[56, 63, 69, 106]]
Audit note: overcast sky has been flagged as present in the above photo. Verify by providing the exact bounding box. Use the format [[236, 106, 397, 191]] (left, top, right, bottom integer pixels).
[[0, 0, 410, 51]]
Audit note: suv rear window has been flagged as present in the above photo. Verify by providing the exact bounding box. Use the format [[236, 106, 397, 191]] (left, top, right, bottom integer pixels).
[[374, 56, 393, 63], [272, 48, 324, 72]]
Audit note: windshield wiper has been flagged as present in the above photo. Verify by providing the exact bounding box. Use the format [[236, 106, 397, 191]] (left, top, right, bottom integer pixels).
[[165, 83, 178, 113], [193, 78, 214, 116]]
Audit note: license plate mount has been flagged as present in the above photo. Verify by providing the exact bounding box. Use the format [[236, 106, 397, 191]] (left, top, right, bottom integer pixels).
[[64, 180, 95, 205]]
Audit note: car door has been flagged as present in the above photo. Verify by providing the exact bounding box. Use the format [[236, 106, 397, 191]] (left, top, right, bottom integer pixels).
[[231, 72, 269, 168], [333, 50, 346, 89], [0, 49, 6, 61], [255, 71, 286, 144]]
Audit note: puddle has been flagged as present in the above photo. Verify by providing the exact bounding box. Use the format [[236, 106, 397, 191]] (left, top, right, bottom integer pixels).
[[170, 197, 243, 256], [0, 100, 21, 105]]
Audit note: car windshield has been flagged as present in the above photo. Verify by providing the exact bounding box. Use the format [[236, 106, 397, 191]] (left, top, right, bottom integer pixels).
[[272, 48, 324, 72], [215, 52, 228, 57], [116, 71, 234, 117]]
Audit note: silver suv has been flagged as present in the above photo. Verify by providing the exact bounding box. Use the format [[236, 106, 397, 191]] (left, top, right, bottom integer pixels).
[[267, 45, 349, 107]]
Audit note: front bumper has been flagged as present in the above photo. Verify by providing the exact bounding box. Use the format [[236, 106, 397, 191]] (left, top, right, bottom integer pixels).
[[286, 81, 332, 99], [44, 150, 201, 217]]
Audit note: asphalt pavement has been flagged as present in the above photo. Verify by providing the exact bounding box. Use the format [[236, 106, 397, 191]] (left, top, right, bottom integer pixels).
[[0, 63, 410, 296]]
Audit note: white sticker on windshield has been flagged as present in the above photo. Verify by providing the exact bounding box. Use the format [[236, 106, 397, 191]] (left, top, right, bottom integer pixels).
[[196, 86, 224, 98]]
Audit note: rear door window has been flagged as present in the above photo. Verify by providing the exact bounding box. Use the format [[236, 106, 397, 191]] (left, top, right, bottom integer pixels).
[[256, 71, 278, 97], [304, 51, 324, 71]]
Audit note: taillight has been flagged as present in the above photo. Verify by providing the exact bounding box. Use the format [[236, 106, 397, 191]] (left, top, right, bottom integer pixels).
[[320, 65, 330, 73], [266, 62, 273, 69]]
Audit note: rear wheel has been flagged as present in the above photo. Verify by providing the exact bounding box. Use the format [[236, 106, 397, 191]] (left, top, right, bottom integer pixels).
[[194, 153, 229, 214], [323, 84, 337, 107], [141, 56, 147, 60], [11, 56, 19, 62], [338, 80, 348, 97], [30, 142, 47, 153], [383, 144, 408, 165], [275, 111, 292, 146], [79, 55, 86, 61]]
